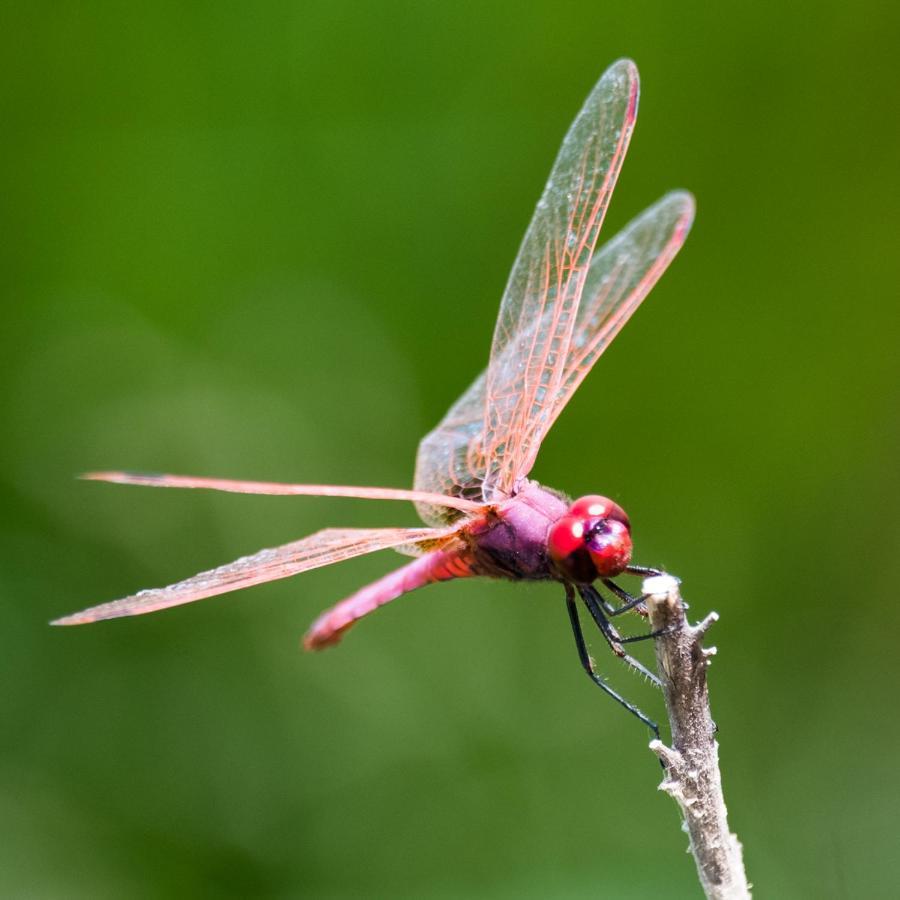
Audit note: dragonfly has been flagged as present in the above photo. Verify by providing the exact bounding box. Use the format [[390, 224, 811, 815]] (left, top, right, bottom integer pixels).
[[53, 59, 694, 736]]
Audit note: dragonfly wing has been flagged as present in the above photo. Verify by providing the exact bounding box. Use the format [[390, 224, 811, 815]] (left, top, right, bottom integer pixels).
[[413, 370, 488, 525], [498, 190, 695, 479], [51, 526, 457, 625], [481, 59, 639, 498], [552, 191, 695, 430], [414, 60, 638, 517], [82, 471, 484, 518]]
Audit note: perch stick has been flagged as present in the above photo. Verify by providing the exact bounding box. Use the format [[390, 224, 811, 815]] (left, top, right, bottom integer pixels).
[[642, 574, 751, 900]]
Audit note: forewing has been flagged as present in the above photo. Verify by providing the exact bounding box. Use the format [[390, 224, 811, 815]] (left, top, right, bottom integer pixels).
[[82, 471, 483, 517], [51, 526, 456, 625], [414, 60, 639, 519], [552, 191, 695, 431], [481, 59, 639, 498]]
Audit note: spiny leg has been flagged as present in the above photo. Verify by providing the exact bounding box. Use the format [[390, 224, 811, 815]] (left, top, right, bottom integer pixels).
[[565, 584, 660, 740], [600, 567, 677, 617], [586, 585, 673, 644], [578, 586, 663, 687], [625, 565, 664, 578], [599, 578, 648, 616]]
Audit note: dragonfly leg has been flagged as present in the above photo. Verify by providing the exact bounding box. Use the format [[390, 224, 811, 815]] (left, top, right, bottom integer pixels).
[[565, 585, 660, 739], [616, 628, 675, 644], [625, 564, 664, 578], [599, 578, 648, 616], [623, 565, 689, 610], [578, 586, 663, 687]]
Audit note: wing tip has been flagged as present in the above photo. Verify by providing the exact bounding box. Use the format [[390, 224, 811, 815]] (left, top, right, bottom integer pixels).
[[608, 57, 639, 80], [80, 470, 164, 485], [675, 191, 696, 241], [604, 58, 640, 121], [50, 612, 92, 626], [662, 188, 695, 212], [658, 190, 697, 243]]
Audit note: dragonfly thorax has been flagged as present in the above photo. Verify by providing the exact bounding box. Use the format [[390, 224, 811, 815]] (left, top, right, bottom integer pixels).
[[463, 481, 569, 581]]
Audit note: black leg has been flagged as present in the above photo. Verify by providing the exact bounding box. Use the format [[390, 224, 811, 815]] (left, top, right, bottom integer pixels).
[[616, 628, 676, 644], [565, 584, 660, 740], [600, 578, 648, 616], [579, 586, 663, 688], [624, 566, 688, 610], [625, 564, 664, 578]]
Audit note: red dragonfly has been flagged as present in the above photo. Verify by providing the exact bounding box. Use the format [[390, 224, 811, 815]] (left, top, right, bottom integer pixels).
[[54, 60, 694, 735]]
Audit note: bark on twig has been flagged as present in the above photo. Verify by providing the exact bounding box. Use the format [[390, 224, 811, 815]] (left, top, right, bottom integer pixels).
[[642, 574, 751, 900]]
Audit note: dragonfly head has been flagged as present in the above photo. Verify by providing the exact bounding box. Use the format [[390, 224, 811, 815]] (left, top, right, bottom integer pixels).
[[548, 495, 632, 582]]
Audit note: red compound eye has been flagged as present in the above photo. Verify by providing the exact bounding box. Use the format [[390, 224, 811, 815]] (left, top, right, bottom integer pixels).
[[548, 515, 597, 583], [569, 495, 630, 529], [585, 519, 632, 577], [548, 515, 583, 560], [548, 496, 633, 581]]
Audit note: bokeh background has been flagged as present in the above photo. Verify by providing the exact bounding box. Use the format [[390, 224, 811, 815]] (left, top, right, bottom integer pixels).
[[3, 3, 899, 898]]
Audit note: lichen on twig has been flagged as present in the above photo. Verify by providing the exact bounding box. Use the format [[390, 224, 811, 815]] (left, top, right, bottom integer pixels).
[[642, 574, 751, 900]]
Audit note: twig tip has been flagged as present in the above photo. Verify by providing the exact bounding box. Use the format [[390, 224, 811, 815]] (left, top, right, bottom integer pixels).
[[649, 738, 682, 769], [642, 573, 681, 597]]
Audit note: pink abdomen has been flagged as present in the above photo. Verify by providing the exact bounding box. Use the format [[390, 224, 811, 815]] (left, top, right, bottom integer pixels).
[[303, 547, 471, 650]]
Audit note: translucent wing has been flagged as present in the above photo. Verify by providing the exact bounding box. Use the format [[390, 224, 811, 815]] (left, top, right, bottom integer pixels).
[[415, 193, 694, 525], [481, 59, 639, 499], [512, 190, 696, 478], [51, 526, 456, 625], [414, 371, 488, 525], [415, 59, 639, 520], [82, 471, 484, 518]]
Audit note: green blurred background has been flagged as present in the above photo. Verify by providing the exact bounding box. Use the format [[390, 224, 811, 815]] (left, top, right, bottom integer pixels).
[[3, 2, 899, 898]]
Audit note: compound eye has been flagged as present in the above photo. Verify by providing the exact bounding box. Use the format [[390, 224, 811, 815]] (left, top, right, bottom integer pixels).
[[569, 495, 630, 530], [585, 519, 633, 577], [548, 515, 582, 561], [547, 515, 597, 583]]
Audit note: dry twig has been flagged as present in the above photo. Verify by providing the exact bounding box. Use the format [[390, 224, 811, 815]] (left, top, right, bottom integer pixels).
[[642, 574, 751, 900]]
